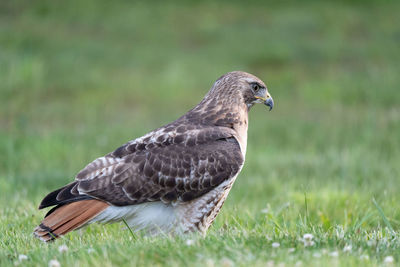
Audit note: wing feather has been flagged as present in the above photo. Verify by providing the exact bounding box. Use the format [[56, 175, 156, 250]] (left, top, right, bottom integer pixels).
[[50, 125, 243, 206]]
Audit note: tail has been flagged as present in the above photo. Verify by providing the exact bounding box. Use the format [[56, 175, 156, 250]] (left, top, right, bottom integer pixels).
[[34, 199, 108, 242], [34, 183, 109, 242]]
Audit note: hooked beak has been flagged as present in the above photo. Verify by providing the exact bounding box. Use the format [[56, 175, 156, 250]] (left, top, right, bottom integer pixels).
[[256, 92, 274, 111], [264, 97, 274, 111]]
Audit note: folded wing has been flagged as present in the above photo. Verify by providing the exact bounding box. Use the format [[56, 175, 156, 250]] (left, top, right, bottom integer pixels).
[[39, 126, 244, 211]]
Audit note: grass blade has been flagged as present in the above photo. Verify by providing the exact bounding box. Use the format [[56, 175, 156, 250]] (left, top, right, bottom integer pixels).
[[372, 198, 394, 233], [352, 211, 374, 232], [122, 218, 137, 241], [304, 192, 309, 225]]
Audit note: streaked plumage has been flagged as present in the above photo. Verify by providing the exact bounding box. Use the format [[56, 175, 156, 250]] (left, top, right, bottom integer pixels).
[[34, 71, 274, 242]]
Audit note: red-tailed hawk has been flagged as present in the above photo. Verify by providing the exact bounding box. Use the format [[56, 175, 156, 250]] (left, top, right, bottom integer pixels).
[[34, 71, 274, 242]]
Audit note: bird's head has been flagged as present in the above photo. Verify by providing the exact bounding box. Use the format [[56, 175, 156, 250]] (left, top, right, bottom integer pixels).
[[212, 71, 274, 111]]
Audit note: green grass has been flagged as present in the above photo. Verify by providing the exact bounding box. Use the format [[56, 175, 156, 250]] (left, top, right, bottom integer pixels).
[[1, 0, 400, 266]]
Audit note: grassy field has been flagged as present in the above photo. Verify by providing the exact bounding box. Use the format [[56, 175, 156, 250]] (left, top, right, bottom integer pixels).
[[1, 0, 400, 266]]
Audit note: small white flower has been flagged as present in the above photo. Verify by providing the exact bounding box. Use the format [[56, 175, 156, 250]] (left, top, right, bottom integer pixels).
[[261, 204, 271, 214], [261, 208, 270, 214], [288, 248, 295, 253], [313, 252, 321, 258], [343, 245, 352, 252], [58, 245, 68, 253], [87, 248, 95, 253], [303, 233, 313, 241], [185, 239, 195, 246], [329, 251, 339, 257], [384, 256, 394, 264], [18, 254, 28, 261], [360, 254, 369, 260], [301, 233, 315, 247], [48, 259, 61, 267], [272, 242, 280, 248]]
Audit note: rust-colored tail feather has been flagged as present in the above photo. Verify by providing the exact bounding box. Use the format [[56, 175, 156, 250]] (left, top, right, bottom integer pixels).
[[34, 199, 109, 242]]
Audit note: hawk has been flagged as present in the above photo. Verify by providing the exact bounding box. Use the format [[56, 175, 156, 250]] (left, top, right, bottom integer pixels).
[[34, 71, 274, 242]]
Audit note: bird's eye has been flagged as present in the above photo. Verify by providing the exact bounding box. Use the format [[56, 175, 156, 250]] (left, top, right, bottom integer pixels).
[[252, 83, 260, 92]]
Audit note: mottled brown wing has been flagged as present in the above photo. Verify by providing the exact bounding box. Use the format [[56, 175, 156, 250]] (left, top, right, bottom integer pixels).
[[61, 127, 244, 206]]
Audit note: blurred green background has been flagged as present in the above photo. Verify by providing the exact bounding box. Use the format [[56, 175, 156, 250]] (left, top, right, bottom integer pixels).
[[1, 0, 400, 266]]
